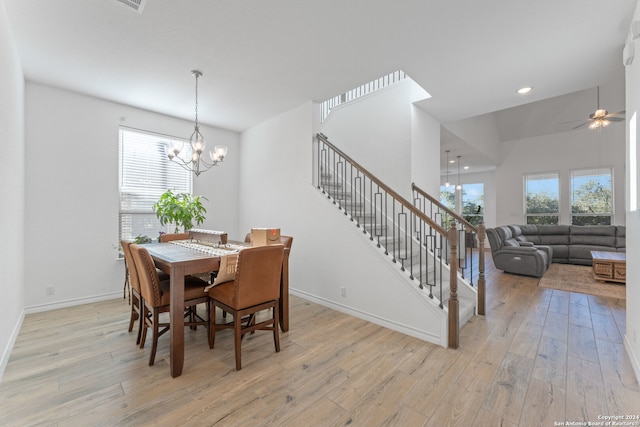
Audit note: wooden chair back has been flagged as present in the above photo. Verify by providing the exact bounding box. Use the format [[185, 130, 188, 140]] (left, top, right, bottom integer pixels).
[[121, 240, 141, 294], [159, 233, 190, 243], [130, 244, 163, 308]]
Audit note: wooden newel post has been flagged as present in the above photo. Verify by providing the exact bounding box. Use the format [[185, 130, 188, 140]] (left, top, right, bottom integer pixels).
[[477, 223, 486, 316], [448, 221, 459, 349]]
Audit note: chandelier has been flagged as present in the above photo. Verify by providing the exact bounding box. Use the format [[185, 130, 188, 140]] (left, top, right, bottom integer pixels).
[[166, 70, 228, 176]]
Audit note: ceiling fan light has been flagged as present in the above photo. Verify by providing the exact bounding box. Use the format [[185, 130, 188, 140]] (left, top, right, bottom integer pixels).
[[588, 118, 611, 130], [593, 109, 608, 118]]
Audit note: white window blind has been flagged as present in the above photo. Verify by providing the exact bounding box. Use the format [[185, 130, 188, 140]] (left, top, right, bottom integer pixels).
[[118, 127, 192, 243]]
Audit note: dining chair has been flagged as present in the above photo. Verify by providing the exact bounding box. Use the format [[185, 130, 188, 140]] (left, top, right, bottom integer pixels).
[[121, 240, 144, 345], [130, 244, 210, 366], [159, 231, 210, 321], [208, 244, 284, 370], [240, 233, 293, 330], [158, 232, 190, 243]]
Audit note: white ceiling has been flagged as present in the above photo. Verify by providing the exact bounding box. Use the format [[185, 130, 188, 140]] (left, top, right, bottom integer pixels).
[[3, 0, 636, 170]]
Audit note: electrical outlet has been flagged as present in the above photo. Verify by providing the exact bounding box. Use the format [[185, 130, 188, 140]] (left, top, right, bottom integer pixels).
[[46, 286, 55, 296], [340, 287, 347, 297]]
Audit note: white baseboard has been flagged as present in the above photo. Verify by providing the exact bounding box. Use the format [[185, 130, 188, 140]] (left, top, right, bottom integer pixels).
[[0, 308, 25, 382], [25, 292, 122, 315], [290, 288, 445, 347], [624, 334, 640, 384]]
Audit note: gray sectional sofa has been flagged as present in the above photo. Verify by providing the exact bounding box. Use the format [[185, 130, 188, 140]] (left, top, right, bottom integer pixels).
[[486, 224, 626, 277]]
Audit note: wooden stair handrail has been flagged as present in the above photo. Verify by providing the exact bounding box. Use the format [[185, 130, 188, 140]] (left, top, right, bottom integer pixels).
[[317, 133, 463, 348], [317, 133, 447, 236], [411, 182, 486, 316], [411, 182, 477, 232]]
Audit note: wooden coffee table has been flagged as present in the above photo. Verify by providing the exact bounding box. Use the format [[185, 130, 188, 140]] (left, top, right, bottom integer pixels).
[[591, 251, 626, 284]]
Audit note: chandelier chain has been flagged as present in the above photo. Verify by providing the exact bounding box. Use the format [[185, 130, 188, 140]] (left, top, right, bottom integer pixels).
[[193, 70, 200, 129]]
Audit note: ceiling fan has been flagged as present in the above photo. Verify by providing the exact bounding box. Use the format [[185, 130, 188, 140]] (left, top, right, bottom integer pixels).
[[573, 86, 625, 130]]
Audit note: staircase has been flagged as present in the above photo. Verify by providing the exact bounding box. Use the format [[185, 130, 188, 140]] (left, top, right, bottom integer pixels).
[[314, 133, 484, 348]]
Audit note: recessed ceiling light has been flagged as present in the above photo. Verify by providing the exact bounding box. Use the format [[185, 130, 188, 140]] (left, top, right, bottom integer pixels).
[[517, 86, 532, 94], [464, 166, 469, 170]]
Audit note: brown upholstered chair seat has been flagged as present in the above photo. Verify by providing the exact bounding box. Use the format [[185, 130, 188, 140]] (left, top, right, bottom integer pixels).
[[156, 276, 209, 306]]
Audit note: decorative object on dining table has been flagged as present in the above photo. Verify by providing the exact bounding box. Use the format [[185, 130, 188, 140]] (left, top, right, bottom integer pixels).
[[189, 228, 228, 246], [251, 228, 281, 246], [204, 252, 239, 291], [152, 189, 207, 233], [134, 234, 152, 244], [164, 70, 228, 176]]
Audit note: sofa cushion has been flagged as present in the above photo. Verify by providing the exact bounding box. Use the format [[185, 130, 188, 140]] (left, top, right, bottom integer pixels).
[[537, 225, 570, 245], [547, 245, 569, 261], [509, 225, 523, 236], [511, 224, 543, 244], [616, 226, 626, 249], [504, 238, 520, 247], [569, 244, 615, 261], [569, 225, 616, 247], [495, 226, 513, 242]]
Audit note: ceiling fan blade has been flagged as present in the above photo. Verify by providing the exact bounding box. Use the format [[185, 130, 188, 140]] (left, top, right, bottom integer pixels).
[[606, 110, 625, 117], [608, 117, 625, 122], [559, 119, 583, 124], [572, 121, 589, 130]]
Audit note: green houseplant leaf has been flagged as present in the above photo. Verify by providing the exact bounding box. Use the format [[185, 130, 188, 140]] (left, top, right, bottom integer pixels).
[[152, 190, 208, 233]]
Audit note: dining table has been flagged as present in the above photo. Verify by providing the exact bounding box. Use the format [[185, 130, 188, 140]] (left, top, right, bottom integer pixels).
[[143, 240, 290, 378]]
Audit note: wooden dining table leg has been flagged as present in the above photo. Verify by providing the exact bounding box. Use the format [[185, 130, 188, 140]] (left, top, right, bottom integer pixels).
[[170, 265, 185, 378]]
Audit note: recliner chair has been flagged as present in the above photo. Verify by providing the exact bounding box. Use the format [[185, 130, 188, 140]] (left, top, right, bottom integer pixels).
[[486, 226, 552, 277]]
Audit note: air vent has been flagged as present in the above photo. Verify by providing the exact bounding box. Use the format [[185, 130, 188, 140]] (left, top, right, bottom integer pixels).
[[115, 0, 146, 13]]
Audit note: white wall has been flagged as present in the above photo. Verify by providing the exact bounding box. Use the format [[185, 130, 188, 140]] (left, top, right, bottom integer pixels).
[[443, 114, 501, 164], [240, 102, 449, 344], [411, 106, 441, 197], [319, 79, 430, 200], [495, 125, 626, 226], [0, 0, 25, 378], [23, 82, 240, 310], [624, 0, 640, 382]]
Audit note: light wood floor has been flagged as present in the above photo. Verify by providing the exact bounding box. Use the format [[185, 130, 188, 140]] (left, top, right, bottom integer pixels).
[[1, 253, 639, 426]]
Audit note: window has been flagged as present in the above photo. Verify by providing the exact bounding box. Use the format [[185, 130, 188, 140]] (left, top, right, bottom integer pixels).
[[525, 173, 559, 224], [461, 183, 484, 227], [439, 185, 456, 229], [119, 127, 192, 246], [439, 185, 455, 211], [571, 167, 613, 225]]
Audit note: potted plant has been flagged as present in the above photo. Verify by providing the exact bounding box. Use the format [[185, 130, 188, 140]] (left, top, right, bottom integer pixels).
[[152, 189, 207, 233]]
